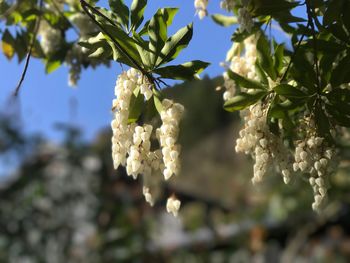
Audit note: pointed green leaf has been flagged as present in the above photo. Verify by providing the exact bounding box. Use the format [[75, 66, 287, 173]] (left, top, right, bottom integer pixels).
[[153, 95, 163, 113], [224, 91, 267, 112], [148, 9, 167, 67], [211, 14, 237, 27], [109, 0, 129, 28], [330, 53, 350, 86], [227, 69, 266, 90], [45, 59, 61, 73], [273, 84, 308, 98], [156, 23, 193, 67], [152, 60, 210, 80], [103, 24, 142, 68], [128, 89, 145, 123], [1, 29, 15, 60], [273, 43, 284, 74], [132, 31, 152, 69], [130, 0, 147, 31], [255, 61, 268, 85], [256, 34, 276, 80]]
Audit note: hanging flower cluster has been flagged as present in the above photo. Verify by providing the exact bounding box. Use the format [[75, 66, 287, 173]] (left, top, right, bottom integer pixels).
[[220, 34, 337, 211], [222, 36, 258, 101], [293, 119, 337, 211], [111, 68, 183, 216]]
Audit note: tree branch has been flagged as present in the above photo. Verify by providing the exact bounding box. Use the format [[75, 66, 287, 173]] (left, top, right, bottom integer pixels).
[[13, 0, 44, 97]]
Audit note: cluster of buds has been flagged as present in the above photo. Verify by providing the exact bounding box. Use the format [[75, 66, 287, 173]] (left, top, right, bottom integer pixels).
[[235, 103, 293, 184], [111, 69, 183, 216], [222, 36, 258, 101], [294, 133, 336, 211], [194, 0, 209, 19], [156, 99, 184, 180]]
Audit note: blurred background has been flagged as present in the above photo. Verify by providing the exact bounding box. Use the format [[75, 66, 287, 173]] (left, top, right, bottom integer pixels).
[[1, 77, 350, 263], [2, 1, 350, 262]]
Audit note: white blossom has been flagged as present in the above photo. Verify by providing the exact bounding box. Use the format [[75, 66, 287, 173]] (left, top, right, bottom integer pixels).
[[222, 36, 258, 101], [166, 196, 181, 217], [156, 99, 184, 180], [293, 132, 337, 211], [194, 0, 208, 19]]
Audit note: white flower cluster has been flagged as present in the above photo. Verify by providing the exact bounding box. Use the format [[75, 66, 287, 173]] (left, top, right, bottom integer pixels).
[[194, 0, 208, 19], [220, 0, 235, 11], [156, 99, 184, 180], [293, 135, 336, 211], [111, 69, 184, 216], [223, 36, 258, 101], [38, 20, 62, 55], [126, 124, 153, 178], [235, 103, 293, 184], [166, 196, 181, 217]]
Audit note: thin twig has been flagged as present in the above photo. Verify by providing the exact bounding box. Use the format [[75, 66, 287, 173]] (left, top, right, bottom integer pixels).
[[156, 77, 170, 88], [13, 0, 44, 97]]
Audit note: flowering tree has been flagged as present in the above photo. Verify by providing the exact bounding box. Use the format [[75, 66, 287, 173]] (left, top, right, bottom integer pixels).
[[1, 0, 350, 214]]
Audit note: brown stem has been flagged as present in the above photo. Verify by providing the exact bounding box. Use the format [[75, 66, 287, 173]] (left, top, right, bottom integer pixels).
[[13, 0, 44, 97]]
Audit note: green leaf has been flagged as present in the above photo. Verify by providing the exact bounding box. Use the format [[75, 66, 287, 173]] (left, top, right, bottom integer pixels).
[[252, 1, 299, 16], [128, 89, 145, 123], [273, 84, 308, 98], [103, 24, 142, 68], [152, 60, 210, 80], [211, 14, 237, 27], [315, 105, 332, 140], [132, 31, 152, 69], [148, 9, 167, 67], [155, 23, 193, 67], [227, 69, 266, 90], [301, 39, 346, 54], [109, 0, 129, 29], [1, 29, 15, 60], [256, 34, 276, 80], [326, 89, 350, 115], [290, 52, 317, 92], [138, 8, 177, 36], [326, 104, 350, 127], [273, 43, 284, 74], [330, 53, 350, 86], [45, 59, 61, 74], [130, 0, 147, 31], [255, 61, 268, 85], [138, 20, 150, 36], [153, 95, 163, 113], [223, 91, 267, 112], [161, 8, 179, 27]]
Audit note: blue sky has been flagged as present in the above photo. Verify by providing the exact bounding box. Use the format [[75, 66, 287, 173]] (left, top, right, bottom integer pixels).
[[0, 1, 291, 143]]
